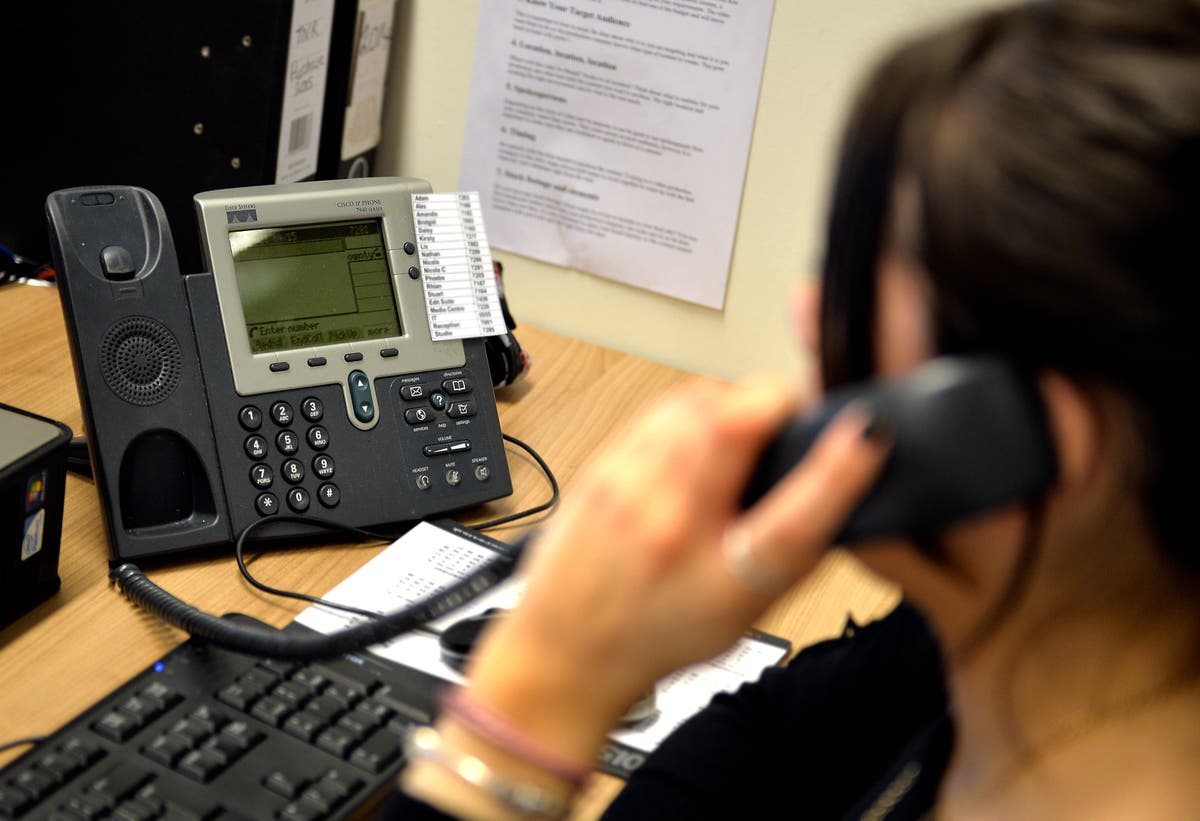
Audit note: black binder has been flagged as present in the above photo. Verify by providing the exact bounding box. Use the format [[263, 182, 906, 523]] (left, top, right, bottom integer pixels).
[[1, 0, 393, 277]]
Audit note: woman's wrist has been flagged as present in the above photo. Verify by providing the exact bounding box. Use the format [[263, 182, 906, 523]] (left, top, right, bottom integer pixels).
[[401, 720, 580, 821], [464, 612, 647, 765]]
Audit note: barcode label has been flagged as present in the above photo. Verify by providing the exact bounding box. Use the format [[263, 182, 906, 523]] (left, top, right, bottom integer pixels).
[[288, 113, 313, 155]]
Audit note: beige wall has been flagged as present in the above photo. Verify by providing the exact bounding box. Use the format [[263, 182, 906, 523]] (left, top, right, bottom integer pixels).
[[379, 1, 1002, 382]]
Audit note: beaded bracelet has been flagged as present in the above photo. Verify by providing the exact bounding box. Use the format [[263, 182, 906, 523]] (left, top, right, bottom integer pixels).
[[404, 725, 574, 820], [439, 686, 593, 788]]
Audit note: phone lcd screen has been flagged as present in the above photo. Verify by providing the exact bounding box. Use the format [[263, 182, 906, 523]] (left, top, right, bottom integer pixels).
[[229, 219, 402, 354]]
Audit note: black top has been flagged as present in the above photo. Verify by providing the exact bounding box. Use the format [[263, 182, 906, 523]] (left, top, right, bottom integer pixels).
[[381, 601, 952, 820]]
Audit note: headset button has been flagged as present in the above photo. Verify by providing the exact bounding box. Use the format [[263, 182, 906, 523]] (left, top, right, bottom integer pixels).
[[415, 474, 433, 491]]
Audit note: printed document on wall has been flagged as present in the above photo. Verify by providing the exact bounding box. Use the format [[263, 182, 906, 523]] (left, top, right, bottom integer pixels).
[[459, 0, 775, 309]]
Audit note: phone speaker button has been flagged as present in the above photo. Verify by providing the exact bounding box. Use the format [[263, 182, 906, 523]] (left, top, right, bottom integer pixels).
[[99, 316, 182, 406]]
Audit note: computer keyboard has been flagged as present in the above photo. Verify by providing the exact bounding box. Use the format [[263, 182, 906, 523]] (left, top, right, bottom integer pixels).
[[0, 616, 444, 820]]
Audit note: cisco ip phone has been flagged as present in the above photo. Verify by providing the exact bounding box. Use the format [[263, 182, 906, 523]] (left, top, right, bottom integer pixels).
[[46, 177, 512, 562]]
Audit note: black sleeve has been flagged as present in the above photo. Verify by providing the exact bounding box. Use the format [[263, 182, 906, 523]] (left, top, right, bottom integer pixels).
[[377, 602, 945, 821], [599, 601, 947, 819]]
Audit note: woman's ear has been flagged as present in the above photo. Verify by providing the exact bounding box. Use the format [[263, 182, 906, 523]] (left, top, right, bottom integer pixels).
[[1037, 372, 1104, 492]]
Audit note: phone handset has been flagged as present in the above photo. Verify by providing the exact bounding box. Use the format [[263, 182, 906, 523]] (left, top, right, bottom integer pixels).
[[742, 357, 1058, 542]]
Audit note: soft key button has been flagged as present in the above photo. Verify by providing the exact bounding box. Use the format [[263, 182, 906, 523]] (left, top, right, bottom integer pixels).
[[347, 370, 374, 423]]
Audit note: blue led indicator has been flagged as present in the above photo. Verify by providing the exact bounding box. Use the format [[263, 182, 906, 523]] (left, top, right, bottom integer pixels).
[[154, 661, 166, 673]]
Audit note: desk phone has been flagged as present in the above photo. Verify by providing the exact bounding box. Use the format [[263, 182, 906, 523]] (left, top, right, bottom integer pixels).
[[46, 178, 512, 562]]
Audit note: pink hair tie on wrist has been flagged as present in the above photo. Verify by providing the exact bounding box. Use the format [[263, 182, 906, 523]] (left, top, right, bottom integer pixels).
[[438, 686, 593, 788]]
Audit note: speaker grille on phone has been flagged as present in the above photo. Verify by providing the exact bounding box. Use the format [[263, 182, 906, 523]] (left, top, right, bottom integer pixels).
[[100, 317, 183, 405]]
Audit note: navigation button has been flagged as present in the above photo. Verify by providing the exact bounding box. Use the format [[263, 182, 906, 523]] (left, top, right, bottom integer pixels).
[[347, 370, 375, 423]]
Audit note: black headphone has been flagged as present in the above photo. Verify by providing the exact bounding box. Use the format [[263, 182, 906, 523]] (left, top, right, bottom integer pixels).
[[484, 260, 530, 389]]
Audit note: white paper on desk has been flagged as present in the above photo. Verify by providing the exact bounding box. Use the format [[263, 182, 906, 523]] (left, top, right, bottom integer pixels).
[[294, 520, 789, 755], [459, 0, 775, 309]]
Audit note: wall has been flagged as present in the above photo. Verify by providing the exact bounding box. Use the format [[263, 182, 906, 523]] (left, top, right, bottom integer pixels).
[[378, 0, 1003, 382]]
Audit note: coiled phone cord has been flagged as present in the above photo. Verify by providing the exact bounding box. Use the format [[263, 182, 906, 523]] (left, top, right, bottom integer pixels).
[[110, 542, 521, 661], [106, 432, 556, 660]]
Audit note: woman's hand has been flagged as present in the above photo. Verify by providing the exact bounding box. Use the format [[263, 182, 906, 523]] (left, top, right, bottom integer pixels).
[[462, 376, 892, 764]]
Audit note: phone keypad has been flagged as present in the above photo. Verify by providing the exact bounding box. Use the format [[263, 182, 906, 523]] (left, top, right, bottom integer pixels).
[[241, 398, 339, 516]]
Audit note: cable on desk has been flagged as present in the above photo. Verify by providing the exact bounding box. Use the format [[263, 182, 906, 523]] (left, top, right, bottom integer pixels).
[[471, 433, 559, 531], [232, 432, 558, 619], [112, 540, 524, 660], [113, 433, 556, 659], [0, 736, 48, 754]]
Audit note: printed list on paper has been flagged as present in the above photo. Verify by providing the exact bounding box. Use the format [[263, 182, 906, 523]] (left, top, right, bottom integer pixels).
[[411, 192, 508, 342], [459, 0, 775, 309]]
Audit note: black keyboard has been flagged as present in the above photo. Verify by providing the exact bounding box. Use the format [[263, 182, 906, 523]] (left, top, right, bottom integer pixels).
[[0, 617, 446, 820]]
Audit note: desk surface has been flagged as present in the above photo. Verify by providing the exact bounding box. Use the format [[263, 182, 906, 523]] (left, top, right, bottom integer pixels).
[[0, 281, 898, 817]]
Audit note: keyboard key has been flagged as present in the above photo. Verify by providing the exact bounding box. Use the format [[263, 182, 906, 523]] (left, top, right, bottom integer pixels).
[[310, 662, 379, 697], [315, 726, 357, 759], [176, 748, 226, 783], [215, 683, 258, 712], [112, 794, 163, 820], [302, 695, 344, 725], [137, 681, 181, 712], [250, 696, 292, 728], [0, 783, 33, 817], [278, 798, 328, 821], [14, 766, 58, 800], [349, 730, 401, 774], [37, 751, 83, 781], [92, 710, 141, 742], [216, 720, 263, 752], [262, 768, 309, 800], [59, 737, 104, 768], [65, 790, 112, 816], [283, 712, 325, 743], [86, 762, 152, 806], [137, 780, 222, 820], [141, 734, 191, 768]]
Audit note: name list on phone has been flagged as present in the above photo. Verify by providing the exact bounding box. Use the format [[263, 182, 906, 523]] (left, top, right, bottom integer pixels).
[[412, 192, 508, 341]]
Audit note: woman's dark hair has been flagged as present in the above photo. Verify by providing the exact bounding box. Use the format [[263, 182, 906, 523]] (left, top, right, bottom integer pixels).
[[820, 0, 1200, 569]]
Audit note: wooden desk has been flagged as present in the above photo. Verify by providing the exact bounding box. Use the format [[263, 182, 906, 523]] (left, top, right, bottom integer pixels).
[[0, 282, 898, 817]]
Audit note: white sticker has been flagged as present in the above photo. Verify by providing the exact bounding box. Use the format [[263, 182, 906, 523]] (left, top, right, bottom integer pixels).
[[21, 509, 45, 561], [340, 0, 395, 161], [275, 0, 335, 184], [412, 192, 509, 342]]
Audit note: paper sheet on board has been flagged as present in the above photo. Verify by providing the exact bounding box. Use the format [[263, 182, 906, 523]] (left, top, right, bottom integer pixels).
[[458, 0, 775, 308], [295, 521, 789, 755]]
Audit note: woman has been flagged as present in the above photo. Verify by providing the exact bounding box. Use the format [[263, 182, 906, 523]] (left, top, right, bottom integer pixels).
[[390, 0, 1200, 817]]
